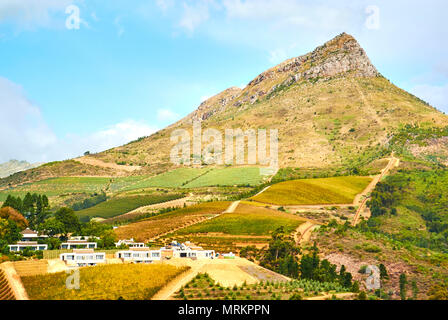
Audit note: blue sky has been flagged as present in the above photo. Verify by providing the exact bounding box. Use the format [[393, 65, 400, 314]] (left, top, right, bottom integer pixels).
[[0, 0, 447, 163]]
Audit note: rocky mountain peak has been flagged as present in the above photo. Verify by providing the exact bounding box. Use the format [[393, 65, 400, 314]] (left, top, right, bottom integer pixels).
[[301, 32, 380, 79], [186, 33, 381, 122]]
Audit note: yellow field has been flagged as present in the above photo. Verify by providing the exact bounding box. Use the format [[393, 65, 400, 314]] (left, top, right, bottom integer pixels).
[[21, 263, 189, 300], [251, 176, 372, 205]]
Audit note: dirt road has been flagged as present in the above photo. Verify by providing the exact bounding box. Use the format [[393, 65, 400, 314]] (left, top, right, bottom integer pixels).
[[294, 221, 320, 245], [351, 155, 399, 226]]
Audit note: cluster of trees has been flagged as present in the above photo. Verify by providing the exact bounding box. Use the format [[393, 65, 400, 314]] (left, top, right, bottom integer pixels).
[[71, 192, 107, 211], [299, 243, 355, 290], [0, 207, 27, 249], [2, 193, 50, 229], [0, 193, 118, 259], [367, 182, 399, 217], [259, 227, 300, 278], [244, 227, 356, 289]]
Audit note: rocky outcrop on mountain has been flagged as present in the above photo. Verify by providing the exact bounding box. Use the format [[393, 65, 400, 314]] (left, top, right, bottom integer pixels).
[[185, 86, 242, 123], [203, 33, 381, 111], [248, 33, 380, 97]]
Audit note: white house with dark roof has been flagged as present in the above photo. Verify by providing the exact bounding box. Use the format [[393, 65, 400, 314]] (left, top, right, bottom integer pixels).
[[60, 249, 106, 267], [8, 241, 48, 252], [60, 240, 97, 250], [20, 228, 48, 242]]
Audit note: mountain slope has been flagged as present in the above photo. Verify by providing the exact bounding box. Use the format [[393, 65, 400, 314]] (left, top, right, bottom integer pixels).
[[0, 160, 42, 179], [1, 33, 447, 186], [88, 33, 447, 171]]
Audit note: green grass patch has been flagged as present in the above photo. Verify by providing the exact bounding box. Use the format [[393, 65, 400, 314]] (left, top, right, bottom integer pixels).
[[121, 168, 210, 189], [182, 167, 264, 188], [76, 193, 183, 222]]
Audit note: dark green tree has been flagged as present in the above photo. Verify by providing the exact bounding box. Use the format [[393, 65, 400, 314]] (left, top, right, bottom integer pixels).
[[399, 273, 408, 300], [379, 264, 389, 280], [54, 207, 81, 236], [411, 280, 419, 300]]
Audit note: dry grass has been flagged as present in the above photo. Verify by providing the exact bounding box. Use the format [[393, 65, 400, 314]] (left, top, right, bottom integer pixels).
[[22, 263, 189, 300]]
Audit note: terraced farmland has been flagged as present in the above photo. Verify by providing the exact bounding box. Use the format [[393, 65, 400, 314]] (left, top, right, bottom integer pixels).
[[182, 167, 265, 188], [76, 193, 184, 222], [251, 176, 372, 205], [114, 201, 231, 242], [121, 168, 210, 189], [0, 269, 15, 300], [119, 167, 265, 190], [21, 264, 189, 300], [174, 273, 351, 300], [165, 203, 305, 252], [176, 203, 304, 236], [0, 176, 149, 202]]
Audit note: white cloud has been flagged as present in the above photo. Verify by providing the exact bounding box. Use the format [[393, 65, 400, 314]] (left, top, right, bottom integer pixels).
[[156, 0, 175, 12], [157, 108, 180, 122], [64, 120, 158, 155], [0, 0, 73, 29], [411, 83, 448, 113], [222, 0, 353, 29], [0, 77, 57, 163], [114, 16, 125, 37], [0, 76, 158, 163], [179, 0, 213, 32], [90, 12, 99, 22]]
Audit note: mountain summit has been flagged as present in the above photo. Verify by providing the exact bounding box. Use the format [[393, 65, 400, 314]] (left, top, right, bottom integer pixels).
[[187, 33, 379, 122], [2, 33, 447, 185]]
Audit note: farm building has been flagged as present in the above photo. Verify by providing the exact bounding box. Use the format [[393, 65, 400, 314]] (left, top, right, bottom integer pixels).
[[60, 249, 106, 267], [115, 248, 161, 263]]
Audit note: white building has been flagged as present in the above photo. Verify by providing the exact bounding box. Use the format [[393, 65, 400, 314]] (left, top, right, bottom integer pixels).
[[20, 228, 48, 242], [163, 241, 215, 260], [8, 241, 48, 252], [60, 249, 106, 267], [115, 239, 146, 248], [115, 248, 161, 263], [69, 236, 100, 241], [60, 240, 97, 250]]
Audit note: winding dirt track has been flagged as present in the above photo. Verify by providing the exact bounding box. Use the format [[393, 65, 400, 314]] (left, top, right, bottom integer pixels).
[[351, 155, 399, 226], [294, 222, 320, 245]]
